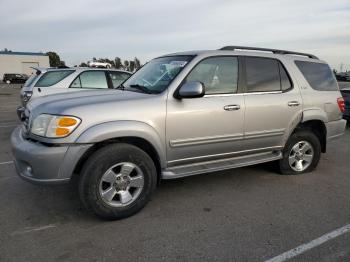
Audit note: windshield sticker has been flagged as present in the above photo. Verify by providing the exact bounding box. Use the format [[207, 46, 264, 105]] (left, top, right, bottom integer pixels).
[[169, 61, 188, 67]]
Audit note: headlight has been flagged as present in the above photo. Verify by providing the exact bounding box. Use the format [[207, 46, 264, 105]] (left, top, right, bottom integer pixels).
[[31, 114, 81, 138]]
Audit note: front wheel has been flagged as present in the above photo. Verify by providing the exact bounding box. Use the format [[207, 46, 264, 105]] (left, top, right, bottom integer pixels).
[[79, 143, 157, 220], [279, 130, 321, 175]]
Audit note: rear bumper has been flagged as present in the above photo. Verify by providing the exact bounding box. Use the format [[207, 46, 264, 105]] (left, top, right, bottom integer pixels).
[[326, 119, 347, 141], [11, 126, 92, 185]]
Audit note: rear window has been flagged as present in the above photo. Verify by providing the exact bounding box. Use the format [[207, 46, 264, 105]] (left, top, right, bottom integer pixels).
[[295, 61, 338, 91], [24, 74, 39, 87], [35, 70, 74, 87]]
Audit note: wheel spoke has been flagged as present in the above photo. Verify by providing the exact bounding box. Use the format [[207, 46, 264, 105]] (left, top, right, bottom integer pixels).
[[289, 155, 296, 165], [292, 143, 301, 153], [129, 175, 144, 188], [102, 169, 117, 183], [303, 154, 313, 163], [295, 160, 303, 171], [120, 163, 134, 177], [301, 143, 312, 153], [119, 191, 133, 204], [102, 187, 116, 202]]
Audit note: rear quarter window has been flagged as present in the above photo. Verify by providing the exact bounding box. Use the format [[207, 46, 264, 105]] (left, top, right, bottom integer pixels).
[[295, 61, 338, 91], [35, 70, 74, 87]]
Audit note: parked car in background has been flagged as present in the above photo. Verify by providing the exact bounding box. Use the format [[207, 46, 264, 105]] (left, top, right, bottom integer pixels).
[[336, 72, 350, 82], [19, 67, 131, 106], [11, 46, 346, 220], [87, 61, 112, 68], [340, 87, 350, 121], [3, 73, 28, 84]]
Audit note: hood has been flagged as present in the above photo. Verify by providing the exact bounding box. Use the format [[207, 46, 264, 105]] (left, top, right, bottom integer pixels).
[[27, 89, 151, 114]]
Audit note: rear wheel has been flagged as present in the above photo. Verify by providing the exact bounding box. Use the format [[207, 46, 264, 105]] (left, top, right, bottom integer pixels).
[[279, 130, 321, 175], [79, 143, 157, 220]]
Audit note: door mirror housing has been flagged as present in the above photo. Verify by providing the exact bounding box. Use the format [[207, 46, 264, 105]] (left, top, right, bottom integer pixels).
[[177, 81, 205, 99]]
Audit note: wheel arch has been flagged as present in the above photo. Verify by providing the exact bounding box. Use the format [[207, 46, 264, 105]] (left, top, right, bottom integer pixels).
[[292, 119, 327, 153], [72, 121, 166, 182]]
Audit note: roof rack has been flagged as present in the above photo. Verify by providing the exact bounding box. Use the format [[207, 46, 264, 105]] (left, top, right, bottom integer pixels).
[[219, 46, 318, 59]]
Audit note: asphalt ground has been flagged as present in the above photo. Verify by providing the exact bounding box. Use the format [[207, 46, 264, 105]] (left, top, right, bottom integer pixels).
[[0, 84, 349, 262]]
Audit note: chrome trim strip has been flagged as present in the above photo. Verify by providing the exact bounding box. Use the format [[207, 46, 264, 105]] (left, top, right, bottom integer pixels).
[[204, 93, 243, 97], [244, 129, 285, 140], [243, 91, 282, 95], [169, 133, 243, 148], [167, 146, 283, 166]]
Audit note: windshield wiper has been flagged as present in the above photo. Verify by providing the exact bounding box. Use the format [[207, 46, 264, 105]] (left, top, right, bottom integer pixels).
[[116, 84, 125, 90], [129, 84, 153, 94]]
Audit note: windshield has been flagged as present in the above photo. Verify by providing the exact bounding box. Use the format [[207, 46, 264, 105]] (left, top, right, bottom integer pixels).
[[122, 55, 193, 94]]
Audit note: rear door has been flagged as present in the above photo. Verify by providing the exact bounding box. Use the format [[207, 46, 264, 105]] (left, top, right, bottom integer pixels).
[[243, 56, 302, 151]]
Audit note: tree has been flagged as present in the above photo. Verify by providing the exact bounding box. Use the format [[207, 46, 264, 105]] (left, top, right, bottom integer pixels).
[[46, 51, 61, 67], [134, 57, 141, 70], [123, 60, 129, 71], [129, 60, 135, 72], [115, 57, 122, 69], [80, 62, 88, 67]]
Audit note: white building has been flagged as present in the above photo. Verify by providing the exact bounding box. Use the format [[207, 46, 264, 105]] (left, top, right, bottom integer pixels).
[[0, 51, 50, 80]]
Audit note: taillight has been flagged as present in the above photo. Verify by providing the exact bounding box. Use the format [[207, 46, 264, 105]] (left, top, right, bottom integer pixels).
[[337, 97, 345, 113]]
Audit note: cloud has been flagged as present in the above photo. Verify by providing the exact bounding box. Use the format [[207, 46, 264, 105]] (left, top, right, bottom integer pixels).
[[0, 0, 349, 69]]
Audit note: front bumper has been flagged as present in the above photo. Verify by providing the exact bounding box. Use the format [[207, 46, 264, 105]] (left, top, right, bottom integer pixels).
[[326, 119, 347, 141], [11, 126, 92, 185]]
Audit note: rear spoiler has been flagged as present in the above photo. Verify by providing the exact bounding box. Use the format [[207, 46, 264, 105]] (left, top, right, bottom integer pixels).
[[30, 67, 48, 75]]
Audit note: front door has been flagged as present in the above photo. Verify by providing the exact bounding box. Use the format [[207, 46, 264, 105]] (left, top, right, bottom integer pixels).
[[166, 56, 245, 166]]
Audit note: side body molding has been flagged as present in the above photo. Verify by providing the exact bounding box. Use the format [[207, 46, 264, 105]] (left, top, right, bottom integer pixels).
[[76, 121, 166, 168]]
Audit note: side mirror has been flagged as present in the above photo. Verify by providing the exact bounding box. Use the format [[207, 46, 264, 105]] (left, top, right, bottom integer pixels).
[[178, 81, 205, 99]]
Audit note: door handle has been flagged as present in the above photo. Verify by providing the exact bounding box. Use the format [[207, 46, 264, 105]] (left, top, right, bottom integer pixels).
[[224, 104, 240, 111], [288, 101, 300, 107]]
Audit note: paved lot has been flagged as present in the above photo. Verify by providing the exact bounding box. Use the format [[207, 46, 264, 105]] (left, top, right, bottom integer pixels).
[[0, 85, 349, 262]]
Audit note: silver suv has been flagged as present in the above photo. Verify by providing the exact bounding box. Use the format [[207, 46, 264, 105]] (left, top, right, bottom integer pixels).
[[11, 46, 346, 219]]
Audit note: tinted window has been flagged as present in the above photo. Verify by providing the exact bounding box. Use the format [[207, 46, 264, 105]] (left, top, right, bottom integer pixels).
[[109, 72, 130, 88], [35, 70, 74, 87], [24, 74, 40, 87], [279, 63, 292, 91], [295, 61, 338, 91], [71, 71, 108, 89], [185, 57, 238, 94], [246, 57, 281, 92]]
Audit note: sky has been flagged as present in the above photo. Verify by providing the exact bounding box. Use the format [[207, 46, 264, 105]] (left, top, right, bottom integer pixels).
[[0, 0, 349, 70]]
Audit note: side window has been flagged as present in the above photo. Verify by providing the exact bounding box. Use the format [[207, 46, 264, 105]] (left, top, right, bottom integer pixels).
[[108, 72, 130, 88], [71, 71, 108, 89], [295, 61, 338, 91], [279, 63, 292, 91], [185, 57, 238, 94], [35, 70, 74, 87], [70, 77, 81, 88], [245, 57, 280, 92]]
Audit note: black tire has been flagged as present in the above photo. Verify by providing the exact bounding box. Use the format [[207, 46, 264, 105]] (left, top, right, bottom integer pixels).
[[79, 143, 157, 220], [279, 130, 321, 175]]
